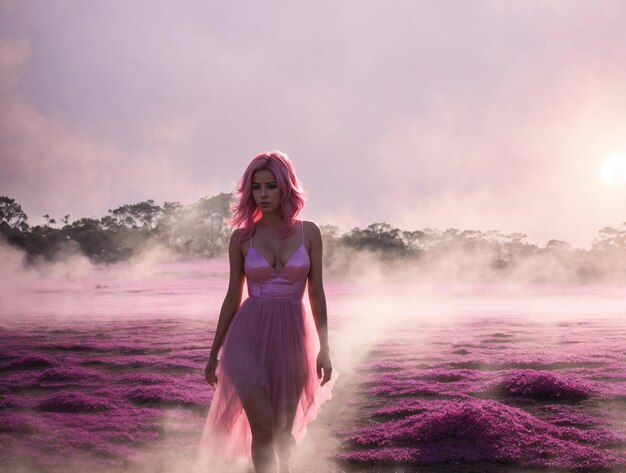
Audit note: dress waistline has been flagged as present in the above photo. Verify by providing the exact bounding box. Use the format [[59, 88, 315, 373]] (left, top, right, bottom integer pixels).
[[248, 295, 301, 302]]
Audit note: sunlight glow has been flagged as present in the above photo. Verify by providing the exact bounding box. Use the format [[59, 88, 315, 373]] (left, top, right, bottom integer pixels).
[[600, 153, 626, 187]]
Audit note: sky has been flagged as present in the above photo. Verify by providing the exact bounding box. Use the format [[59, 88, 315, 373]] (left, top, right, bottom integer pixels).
[[1, 0, 626, 249]]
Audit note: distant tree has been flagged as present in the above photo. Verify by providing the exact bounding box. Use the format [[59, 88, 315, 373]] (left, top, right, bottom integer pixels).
[[21, 224, 66, 261], [0, 196, 29, 233], [593, 224, 626, 252], [42, 214, 57, 226], [342, 222, 406, 253], [99, 215, 122, 231], [426, 228, 479, 254], [418, 228, 443, 251], [193, 193, 233, 256], [498, 232, 537, 262], [320, 224, 340, 241], [195, 193, 232, 220], [317, 224, 343, 269], [399, 230, 421, 248], [150, 194, 233, 258], [64, 217, 123, 263], [546, 239, 571, 251], [153, 201, 184, 247], [163, 201, 183, 214], [108, 200, 163, 230]]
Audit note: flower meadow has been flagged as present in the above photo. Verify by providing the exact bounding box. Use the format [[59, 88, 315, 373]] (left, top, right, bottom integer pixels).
[[335, 317, 626, 471], [2, 260, 626, 472], [0, 318, 213, 471]]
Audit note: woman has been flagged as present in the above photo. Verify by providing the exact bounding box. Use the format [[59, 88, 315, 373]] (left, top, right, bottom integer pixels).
[[199, 150, 337, 473]]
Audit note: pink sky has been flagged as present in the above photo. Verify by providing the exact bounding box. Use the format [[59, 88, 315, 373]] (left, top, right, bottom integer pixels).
[[1, 0, 626, 248]]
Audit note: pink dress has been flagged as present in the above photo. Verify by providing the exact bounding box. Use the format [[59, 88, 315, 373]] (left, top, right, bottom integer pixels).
[[198, 221, 338, 463]]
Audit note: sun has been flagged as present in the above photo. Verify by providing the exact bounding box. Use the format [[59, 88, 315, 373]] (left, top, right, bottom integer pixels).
[[600, 153, 626, 187]]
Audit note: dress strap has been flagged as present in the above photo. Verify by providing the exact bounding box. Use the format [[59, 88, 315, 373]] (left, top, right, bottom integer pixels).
[[300, 220, 304, 245]]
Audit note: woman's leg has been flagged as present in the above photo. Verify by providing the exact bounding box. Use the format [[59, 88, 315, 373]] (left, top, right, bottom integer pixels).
[[242, 385, 276, 473], [276, 360, 307, 470], [275, 403, 298, 471]]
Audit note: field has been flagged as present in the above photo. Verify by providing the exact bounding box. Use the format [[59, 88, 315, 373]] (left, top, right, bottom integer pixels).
[[2, 260, 626, 472]]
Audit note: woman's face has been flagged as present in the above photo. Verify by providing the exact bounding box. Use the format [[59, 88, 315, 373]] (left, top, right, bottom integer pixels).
[[252, 168, 281, 214]]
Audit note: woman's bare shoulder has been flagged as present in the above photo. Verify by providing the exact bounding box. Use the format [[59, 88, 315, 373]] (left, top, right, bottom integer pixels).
[[300, 220, 320, 229], [301, 220, 322, 243], [229, 228, 241, 243], [229, 228, 247, 253], [301, 220, 321, 231]]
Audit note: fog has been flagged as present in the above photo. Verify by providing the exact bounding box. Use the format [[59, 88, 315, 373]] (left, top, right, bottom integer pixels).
[[2, 236, 626, 471]]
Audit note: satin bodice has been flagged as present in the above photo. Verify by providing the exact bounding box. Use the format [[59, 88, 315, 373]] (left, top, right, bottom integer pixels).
[[244, 222, 310, 300]]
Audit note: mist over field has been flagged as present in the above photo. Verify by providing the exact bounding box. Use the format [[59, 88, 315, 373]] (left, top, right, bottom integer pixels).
[[3, 245, 626, 472], [3, 180, 625, 473], [2, 194, 626, 287]]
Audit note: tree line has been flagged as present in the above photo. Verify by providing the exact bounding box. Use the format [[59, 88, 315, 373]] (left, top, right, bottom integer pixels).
[[0, 194, 232, 263], [1, 195, 625, 282]]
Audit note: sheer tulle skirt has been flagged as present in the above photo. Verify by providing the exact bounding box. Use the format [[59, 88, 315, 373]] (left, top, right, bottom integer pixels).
[[197, 296, 337, 463]]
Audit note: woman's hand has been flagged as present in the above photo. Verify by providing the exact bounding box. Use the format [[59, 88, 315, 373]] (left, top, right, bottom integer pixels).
[[316, 349, 333, 386], [204, 358, 218, 387]]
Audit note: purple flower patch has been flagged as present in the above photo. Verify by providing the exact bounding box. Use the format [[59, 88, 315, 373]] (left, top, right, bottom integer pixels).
[[492, 369, 595, 401], [38, 391, 115, 413], [337, 399, 623, 469]]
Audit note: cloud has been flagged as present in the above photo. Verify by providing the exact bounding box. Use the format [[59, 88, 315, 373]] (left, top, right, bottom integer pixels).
[[0, 38, 215, 224]]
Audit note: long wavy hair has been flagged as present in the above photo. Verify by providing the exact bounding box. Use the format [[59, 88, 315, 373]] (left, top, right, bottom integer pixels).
[[230, 150, 306, 242]]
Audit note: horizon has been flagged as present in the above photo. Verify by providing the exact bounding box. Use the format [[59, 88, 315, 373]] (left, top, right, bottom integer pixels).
[[3, 191, 624, 251]]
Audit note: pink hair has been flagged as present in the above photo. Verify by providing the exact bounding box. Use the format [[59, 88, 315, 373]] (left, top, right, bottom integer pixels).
[[230, 150, 306, 242]]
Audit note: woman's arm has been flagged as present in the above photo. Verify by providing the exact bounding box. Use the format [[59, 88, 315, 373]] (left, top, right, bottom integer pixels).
[[306, 221, 333, 385], [205, 230, 245, 386]]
